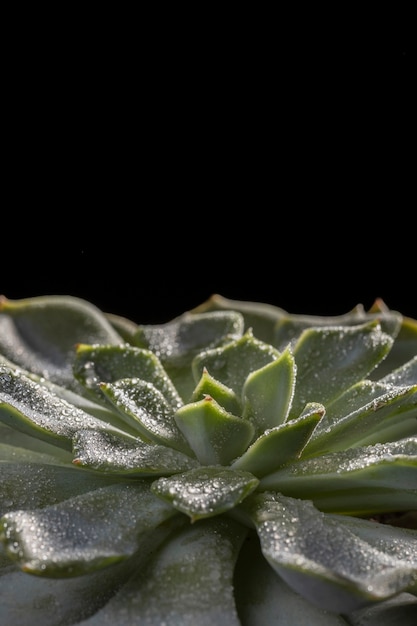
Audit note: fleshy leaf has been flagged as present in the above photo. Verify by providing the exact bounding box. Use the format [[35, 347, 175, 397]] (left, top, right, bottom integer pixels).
[[0, 366, 125, 450], [0, 482, 178, 577], [259, 437, 417, 515], [73, 343, 183, 410], [151, 466, 259, 522], [272, 299, 402, 352], [105, 310, 139, 342], [243, 492, 417, 614], [0, 355, 130, 428], [190, 293, 288, 344], [234, 530, 349, 625], [0, 459, 124, 515], [133, 311, 244, 401], [0, 421, 73, 462], [304, 382, 417, 454], [75, 517, 248, 626], [289, 321, 394, 419], [99, 377, 192, 454], [174, 395, 254, 465], [347, 592, 417, 625], [379, 354, 417, 387], [370, 313, 417, 379], [231, 403, 325, 477], [72, 429, 199, 475], [0, 557, 140, 626], [133, 311, 244, 366], [0, 295, 123, 392], [191, 367, 241, 415], [192, 329, 280, 399], [242, 346, 296, 434]]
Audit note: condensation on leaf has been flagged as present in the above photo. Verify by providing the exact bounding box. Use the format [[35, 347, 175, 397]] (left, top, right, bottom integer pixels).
[[0, 483, 176, 576], [74, 344, 183, 410], [134, 312, 244, 368], [152, 466, 259, 521], [100, 378, 192, 453], [246, 492, 417, 612], [72, 430, 198, 475], [0, 367, 113, 441]]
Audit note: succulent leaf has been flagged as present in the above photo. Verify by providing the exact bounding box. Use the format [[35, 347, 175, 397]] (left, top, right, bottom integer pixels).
[[151, 466, 259, 522], [74, 517, 248, 626], [0, 458, 124, 514], [192, 328, 281, 398], [231, 403, 325, 476], [272, 301, 402, 352], [190, 292, 288, 344], [174, 396, 255, 464], [243, 492, 417, 614], [0, 295, 123, 392], [133, 310, 244, 401], [234, 530, 350, 625], [99, 377, 192, 453], [0, 366, 125, 450], [242, 346, 296, 433], [73, 343, 183, 409], [0, 557, 140, 626], [0, 482, 177, 577], [191, 366, 241, 414], [304, 382, 417, 453], [289, 321, 394, 419], [259, 438, 417, 514], [72, 429, 198, 475]]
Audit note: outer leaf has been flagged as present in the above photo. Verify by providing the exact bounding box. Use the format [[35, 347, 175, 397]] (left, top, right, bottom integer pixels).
[[174, 395, 254, 465], [0, 356, 131, 428], [133, 311, 244, 401], [75, 517, 248, 626], [379, 354, 417, 387], [0, 366, 126, 450], [73, 343, 183, 410], [242, 346, 296, 434], [0, 295, 123, 392], [234, 530, 349, 625], [370, 313, 417, 379], [243, 492, 417, 614], [72, 429, 199, 475], [189, 292, 288, 344], [289, 321, 394, 419], [0, 482, 178, 576], [0, 458, 124, 515], [272, 298, 402, 352], [100, 378, 192, 454], [347, 592, 417, 625], [0, 557, 139, 626], [151, 466, 259, 522], [134, 311, 245, 366], [304, 383, 417, 454], [231, 403, 325, 477], [259, 438, 417, 515], [0, 421, 73, 462], [105, 310, 139, 342]]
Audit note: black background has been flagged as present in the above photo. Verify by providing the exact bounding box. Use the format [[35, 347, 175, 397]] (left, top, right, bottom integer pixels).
[[2, 15, 415, 324]]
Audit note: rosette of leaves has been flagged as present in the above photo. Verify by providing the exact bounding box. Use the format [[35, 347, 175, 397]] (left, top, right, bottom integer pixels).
[[0, 293, 416, 625]]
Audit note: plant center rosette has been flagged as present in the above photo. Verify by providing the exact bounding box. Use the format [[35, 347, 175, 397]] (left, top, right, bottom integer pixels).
[[0, 293, 416, 624]]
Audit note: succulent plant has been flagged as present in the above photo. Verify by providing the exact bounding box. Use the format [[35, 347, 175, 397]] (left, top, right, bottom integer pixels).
[[0, 293, 416, 625]]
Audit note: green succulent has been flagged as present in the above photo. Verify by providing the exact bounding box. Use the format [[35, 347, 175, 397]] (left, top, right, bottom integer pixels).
[[0, 293, 416, 625]]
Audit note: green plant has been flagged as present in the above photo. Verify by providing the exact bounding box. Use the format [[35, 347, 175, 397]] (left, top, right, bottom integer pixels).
[[0, 293, 416, 625]]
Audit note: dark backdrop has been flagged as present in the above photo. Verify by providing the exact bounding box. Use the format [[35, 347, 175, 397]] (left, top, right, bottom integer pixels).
[[3, 21, 415, 323]]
